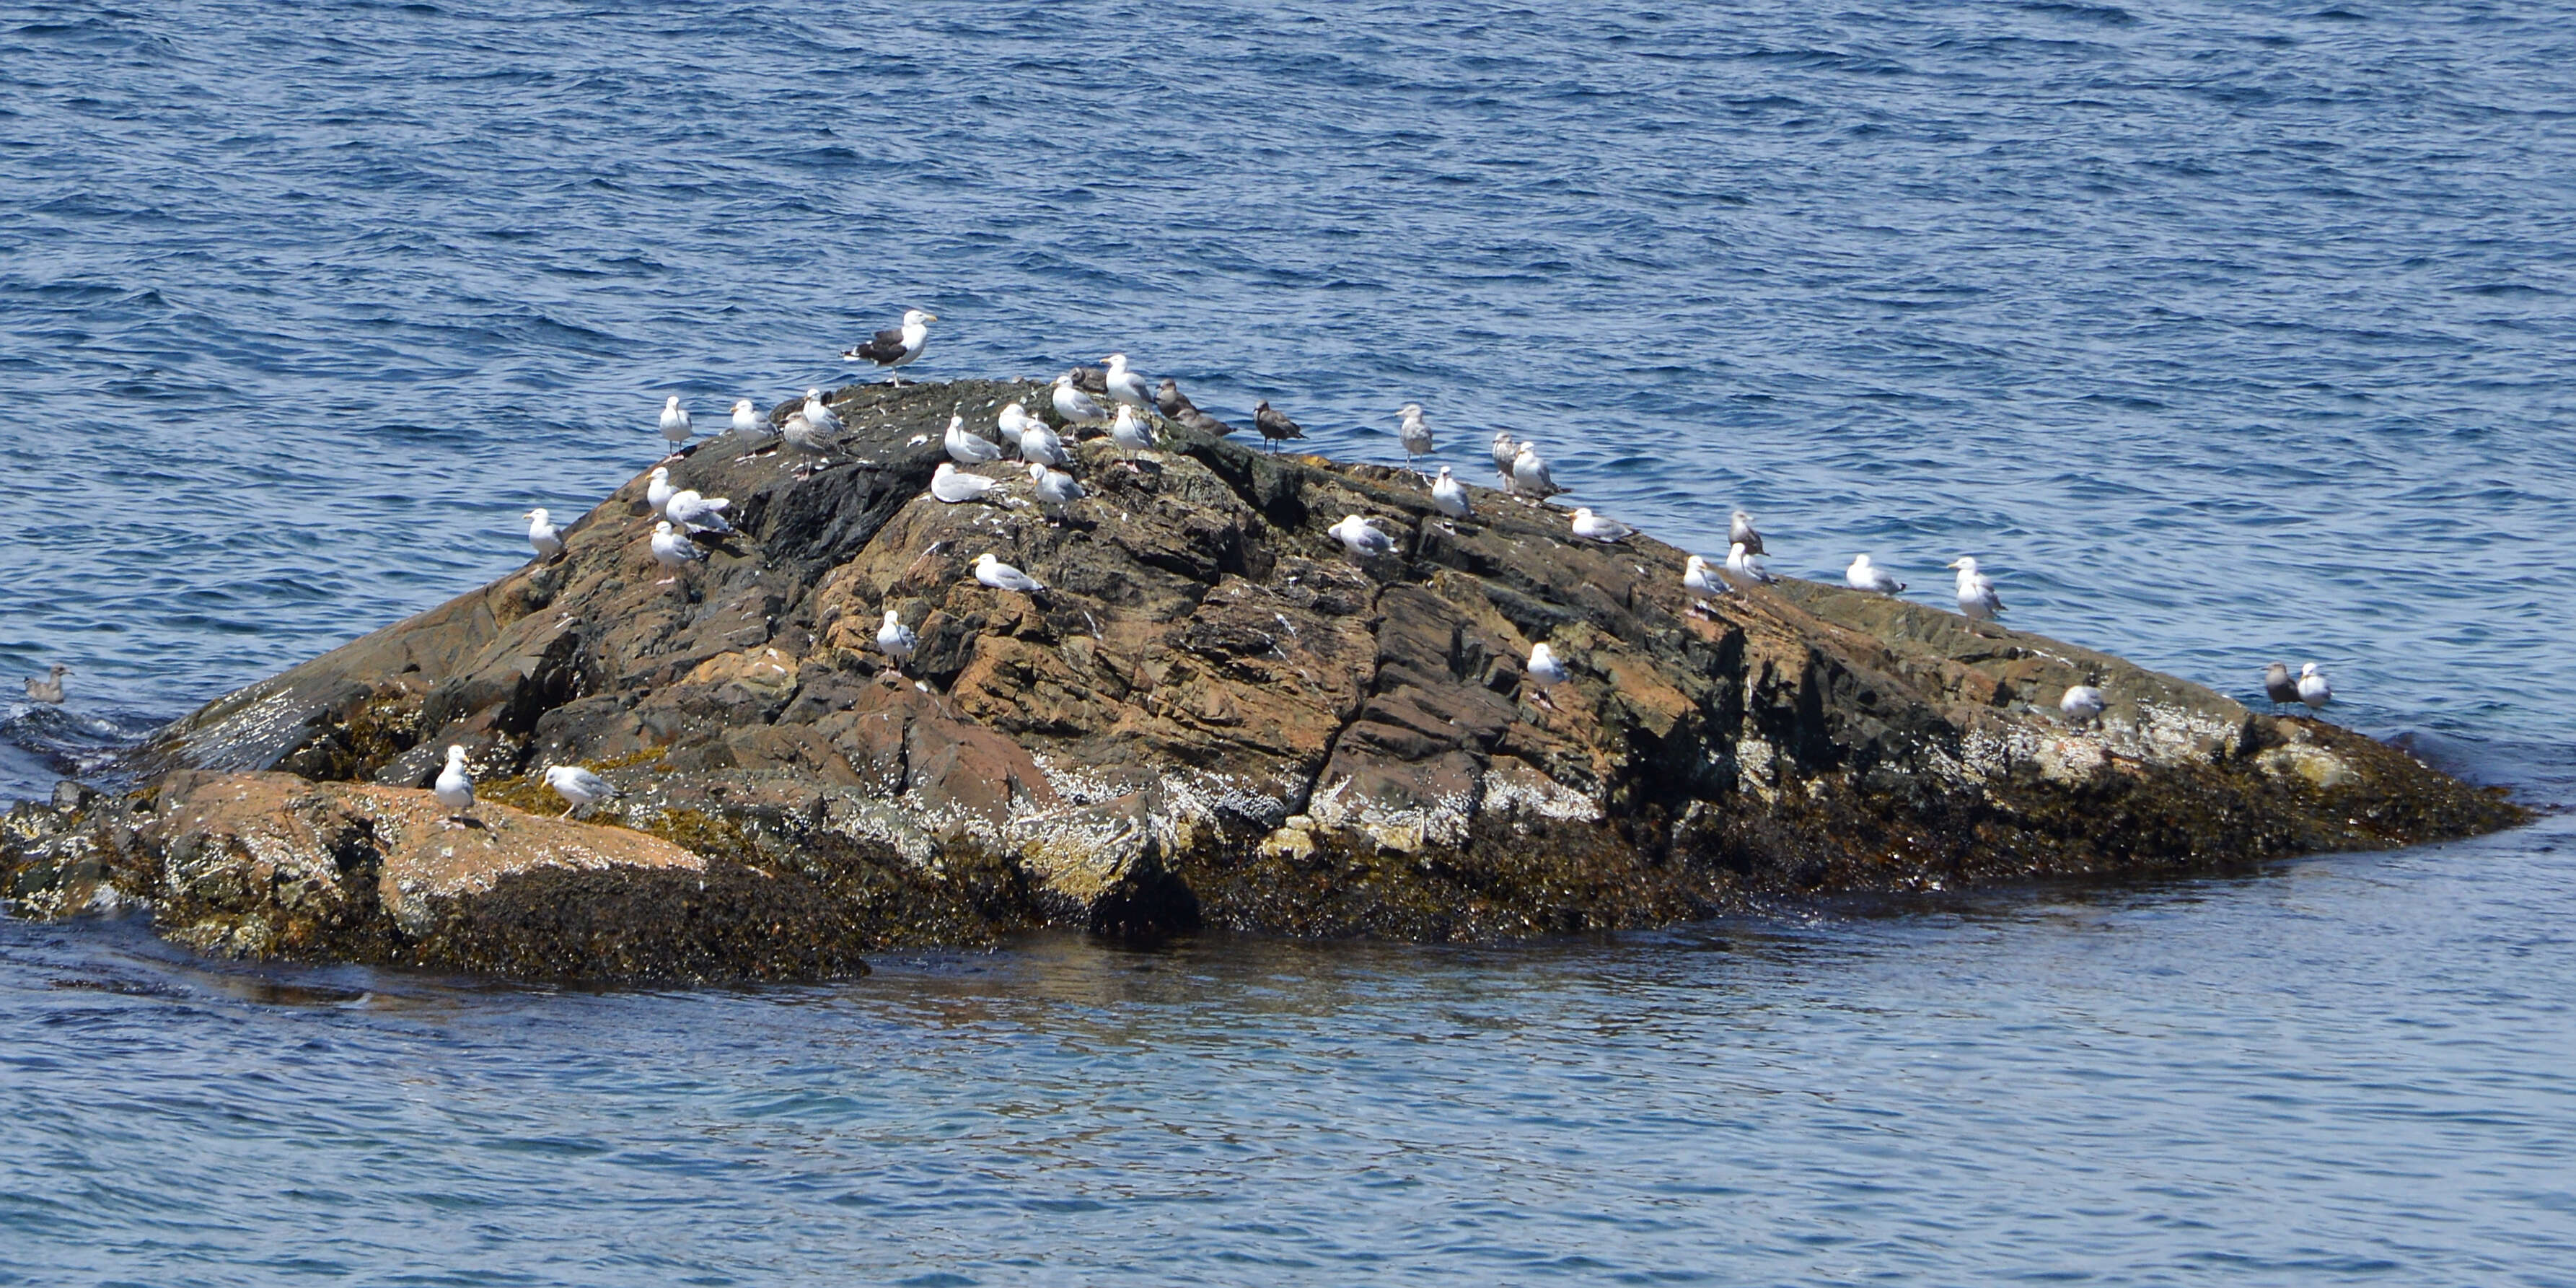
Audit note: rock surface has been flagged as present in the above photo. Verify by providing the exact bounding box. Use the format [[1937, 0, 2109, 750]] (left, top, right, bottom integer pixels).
[[4, 378, 2526, 980]]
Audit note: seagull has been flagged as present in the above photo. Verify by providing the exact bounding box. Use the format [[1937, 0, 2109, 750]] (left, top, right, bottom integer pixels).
[[1109, 404, 1156, 466], [1845, 555, 1904, 595], [1491, 430, 1519, 486], [975, 552, 1045, 595], [1569, 507, 1632, 543], [1052, 372, 1106, 426], [1726, 541, 1774, 584], [2298, 663, 2332, 712], [931, 461, 1004, 504], [997, 402, 1030, 451], [1511, 442, 1563, 501], [1254, 400, 1304, 453], [646, 465, 677, 517], [524, 509, 563, 559], [1526, 641, 1568, 709], [781, 410, 836, 478], [1398, 403, 1432, 468], [1019, 418, 1069, 468], [731, 398, 763, 442], [843, 308, 935, 383], [1068, 365, 1110, 395], [1156, 378, 1236, 435], [1729, 511, 1764, 557], [1683, 554, 1726, 605], [876, 608, 918, 669], [659, 396, 693, 457], [2061, 684, 2106, 726], [1948, 557, 2004, 623], [2264, 662, 2300, 711], [801, 388, 842, 434], [433, 745, 475, 825], [542, 765, 620, 818], [945, 413, 1003, 464], [1327, 514, 1397, 560], [1031, 462, 1086, 517], [1102, 353, 1153, 411], [1430, 466, 1472, 520], [22, 664, 68, 704], [650, 519, 704, 584], [666, 489, 734, 534]]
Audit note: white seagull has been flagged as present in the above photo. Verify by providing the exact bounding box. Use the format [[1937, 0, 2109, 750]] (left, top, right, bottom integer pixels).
[[650, 520, 703, 584], [1102, 353, 1153, 411], [1109, 404, 1156, 466], [1511, 442, 1563, 501], [1052, 372, 1105, 426], [1683, 554, 1726, 603], [2060, 685, 2106, 725], [731, 398, 762, 442], [876, 608, 918, 668], [646, 465, 677, 517], [2298, 663, 2332, 711], [997, 402, 1030, 451], [1398, 403, 1432, 468], [1526, 641, 1569, 709], [1430, 466, 1472, 520], [1948, 557, 2004, 623], [946, 413, 1003, 465], [659, 396, 693, 457], [975, 552, 1046, 595], [542, 765, 620, 818], [666, 489, 734, 534], [931, 462, 1004, 504], [433, 745, 475, 825], [1845, 555, 1904, 596], [1019, 418, 1069, 468], [844, 308, 936, 382], [1491, 430, 1519, 485], [1328, 514, 1397, 560], [801, 388, 842, 434], [524, 508, 563, 559], [1569, 507, 1632, 543], [1031, 462, 1085, 516], [1726, 540, 1774, 584]]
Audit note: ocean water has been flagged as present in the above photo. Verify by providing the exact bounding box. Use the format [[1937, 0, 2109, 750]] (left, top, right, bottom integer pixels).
[[2, 1, 2572, 1282]]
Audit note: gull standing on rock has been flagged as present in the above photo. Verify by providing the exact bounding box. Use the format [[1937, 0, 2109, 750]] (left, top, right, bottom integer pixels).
[[975, 552, 1045, 595], [2061, 684, 2106, 726], [433, 745, 475, 826], [1328, 514, 1397, 560], [1031, 462, 1085, 517], [1730, 511, 1764, 557], [2298, 663, 2332, 712], [802, 389, 842, 434], [1511, 442, 1563, 502], [1019, 417, 1068, 468], [2264, 662, 2300, 711], [1491, 430, 1519, 486], [1570, 507, 1633, 543], [1948, 557, 2003, 623], [1397, 403, 1432, 469], [946, 413, 1003, 465], [1526, 641, 1569, 709], [22, 665, 68, 704], [782, 411, 835, 478], [1109, 404, 1156, 467], [651, 520, 704, 585], [1430, 466, 1472, 520], [1102, 354, 1153, 411], [876, 608, 918, 670], [667, 489, 734, 534], [1157, 377, 1236, 436], [997, 403, 1030, 452], [844, 309, 936, 383], [542, 765, 620, 818], [1053, 372, 1105, 426], [646, 465, 677, 517], [1727, 541, 1774, 584], [1845, 554, 1904, 595], [659, 396, 693, 457], [1683, 555, 1726, 605], [931, 462, 1004, 504], [731, 398, 762, 440], [524, 509, 563, 560], [1254, 400, 1304, 453]]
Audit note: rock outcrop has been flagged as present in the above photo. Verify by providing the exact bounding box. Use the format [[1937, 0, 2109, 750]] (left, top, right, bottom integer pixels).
[[3, 379, 2524, 981]]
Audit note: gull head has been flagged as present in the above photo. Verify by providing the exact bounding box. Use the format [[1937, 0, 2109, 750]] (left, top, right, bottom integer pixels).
[[805, 387, 823, 400], [732, 398, 754, 413], [524, 507, 548, 522], [1729, 542, 1749, 560], [882, 608, 901, 626], [1054, 372, 1075, 388], [1573, 507, 1595, 520], [1103, 352, 1128, 367], [2300, 662, 2323, 679], [905, 309, 936, 326], [649, 465, 667, 480], [664, 395, 680, 410], [1515, 442, 1539, 461], [1399, 402, 1423, 418], [445, 744, 468, 765], [1687, 554, 1709, 572], [655, 520, 674, 535], [1947, 556, 1979, 574], [1436, 465, 1453, 481]]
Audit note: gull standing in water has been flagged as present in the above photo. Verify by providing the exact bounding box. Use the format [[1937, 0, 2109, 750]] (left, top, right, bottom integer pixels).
[[975, 553, 1045, 595], [876, 608, 918, 671], [1948, 557, 2003, 623], [1052, 372, 1105, 426], [2264, 662, 2300, 711], [1526, 641, 1568, 709], [1730, 511, 1764, 557], [1845, 554, 1904, 595], [1254, 400, 1305, 453], [931, 462, 1003, 504], [542, 765, 620, 818], [650, 520, 703, 585], [1726, 541, 1773, 584], [1683, 555, 1725, 607], [2298, 663, 2332, 712], [1102, 354, 1153, 412], [524, 509, 563, 560], [1430, 466, 1472, 520], [666, 489, 734, 534], [22, 665, 68, 704], [433, 745, 475, 826], [946, 413, 1003, 465], [646, 466, 677, 517], [2060, 684, 2106, 726], [843, 309, 936, 383], [1109, 404, 1156, 467], [1328, 514, 1397, 560], [659, 396, 693, 458], [1397, 403, 1432, 470], [1031, 462, 1085, 519], [1569, 507, 1632, 543], [1511, 443, 1563, 502], [1491, 430, 1519, 486]]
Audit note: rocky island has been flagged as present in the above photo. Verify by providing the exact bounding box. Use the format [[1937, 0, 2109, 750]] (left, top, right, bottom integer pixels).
[[1, 379, 2525, 981]]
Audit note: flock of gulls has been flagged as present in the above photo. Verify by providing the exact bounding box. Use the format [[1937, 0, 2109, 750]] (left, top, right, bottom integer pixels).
[[16, 307, 2342, 824]]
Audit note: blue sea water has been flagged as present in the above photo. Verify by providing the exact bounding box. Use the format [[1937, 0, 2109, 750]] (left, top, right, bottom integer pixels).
[[2, 1, 2573, 1282]]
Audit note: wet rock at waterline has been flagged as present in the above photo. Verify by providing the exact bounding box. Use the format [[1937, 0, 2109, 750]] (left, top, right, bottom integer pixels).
[[3, 380, 2526, 981]]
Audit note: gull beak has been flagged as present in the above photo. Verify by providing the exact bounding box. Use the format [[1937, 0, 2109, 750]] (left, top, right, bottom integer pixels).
[[1944, 559, 1963, 569], [923, 314, 937, 322]]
